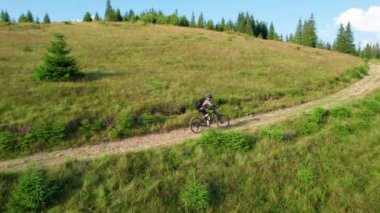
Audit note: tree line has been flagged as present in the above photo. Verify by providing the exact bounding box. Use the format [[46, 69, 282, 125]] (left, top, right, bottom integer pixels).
[[0, 9, 50, 24], [80, 0, 280, 41], [1, 0, 377, 60], [360, 43, 380, 59]]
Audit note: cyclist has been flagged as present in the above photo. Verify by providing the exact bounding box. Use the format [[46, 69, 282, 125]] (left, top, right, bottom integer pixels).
[[199, 94, 215, 125]]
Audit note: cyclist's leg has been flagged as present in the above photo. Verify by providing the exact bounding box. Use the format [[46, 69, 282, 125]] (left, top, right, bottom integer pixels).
[[199, 108, 210, 126]]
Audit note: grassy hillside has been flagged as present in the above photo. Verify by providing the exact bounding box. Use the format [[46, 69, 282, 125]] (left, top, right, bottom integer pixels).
[[1, 88, 379, 212], [0, 22, 364, 157]]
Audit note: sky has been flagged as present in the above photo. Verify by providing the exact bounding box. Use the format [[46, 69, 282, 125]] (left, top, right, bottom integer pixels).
[[1, 0, 379, 46]]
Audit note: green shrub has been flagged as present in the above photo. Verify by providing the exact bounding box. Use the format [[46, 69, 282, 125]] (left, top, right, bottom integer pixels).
[[199, 130, 250, 151], [331, 122, 352, 138], [181, 179, 208, 210], [347, 68, 363, 79], [259, 125, 285, 141], [163, 150, 180, 170], [346, 64, 368, 79], [362, 100, 380, 113], [20, 121, 67, 149], [297, 168, 314, 185], [0, 131, 18, 152], [330, 106, 351, 119], [7, 164, 54, 212], [117, 112, 135, 129], [93, 119, 106, 132], [296, 108, 329, 135], [35, 33, 83, 81], [140, 113, 157, 127]]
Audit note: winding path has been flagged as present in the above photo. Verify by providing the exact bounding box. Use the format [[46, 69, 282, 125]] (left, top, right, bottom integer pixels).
[[1, 64, 380, 173]]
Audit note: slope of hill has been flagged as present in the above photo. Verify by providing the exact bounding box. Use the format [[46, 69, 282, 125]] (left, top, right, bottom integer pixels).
[[0, 22, 364, 158], [1, 85, 379, 212]]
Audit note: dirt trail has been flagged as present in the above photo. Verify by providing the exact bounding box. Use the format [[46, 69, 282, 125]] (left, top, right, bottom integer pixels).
[[1, 64, 380, 173]]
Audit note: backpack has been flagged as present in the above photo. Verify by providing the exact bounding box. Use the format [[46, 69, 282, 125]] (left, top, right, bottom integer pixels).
[[195, 97, 205, 109]]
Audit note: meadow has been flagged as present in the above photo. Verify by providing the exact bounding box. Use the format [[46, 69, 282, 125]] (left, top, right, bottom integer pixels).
[[1, 87, 379, 212], [0, 22, 364, 158]]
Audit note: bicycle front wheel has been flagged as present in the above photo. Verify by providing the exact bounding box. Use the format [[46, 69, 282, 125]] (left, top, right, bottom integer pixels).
[[217, 115, 230, 128], [190, 117, 207, 133]]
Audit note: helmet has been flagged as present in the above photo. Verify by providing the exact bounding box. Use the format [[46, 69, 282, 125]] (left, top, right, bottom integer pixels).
[[207, 94, 213, 99]]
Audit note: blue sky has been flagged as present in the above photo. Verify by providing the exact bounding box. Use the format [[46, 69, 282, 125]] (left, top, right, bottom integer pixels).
[[1, 0, 379, 45]]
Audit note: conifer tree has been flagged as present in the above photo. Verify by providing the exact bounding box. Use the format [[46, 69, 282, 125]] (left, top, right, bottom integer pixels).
[[94, 12, 100, 21], [225, 20, 234, 31], [129, 10, 136, 22], [115, 9, 123, 22], [43, 13, 51, 24], [26, 10, 34, 23], [206, 19, 214, 30], [294, 18, 303, 44], [83, 12, 93, 22], [179, 16, 189, 26], [105, 0, 116, 21], [190, 12, 196, 27], [35, 17, 40, 24], [260, 22, 268, 39], [268, 22, 276, 40], [122, 11, 129, 21], [18, 14, 28, 23], [302, 14, 317, 47], [0, 10, 10, 23], [218, 18, 226, 31], [36, 33, 82, 81], [244, 13, 253, 35], [197, 12, 204, 28], [334, 24, 347, 53], [344, 22, 355, 54], [236, 12, 245, 33]]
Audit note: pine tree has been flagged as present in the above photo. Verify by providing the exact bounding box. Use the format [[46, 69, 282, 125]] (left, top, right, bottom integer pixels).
[[260, 22, 268, 39], [244, 13, 253, 35], [94, 12, 100, 21], [344, 22, 355, 54], [268, 22, 276, 40], [179, 16, 189, 26], [35, 17, 40, 24], [361, 44, 373, 59], [219, 18, 226, 31], [26, 10, 34, 23], [43, 13, 51, 24], [236, 12, 245, 33], [294, 18, 303, 44], [302, 14, 317, 47], [105, 0, 116, 21], [225, 20, 234, 31], [129, 10, 136, 22], [190, 12, 196, 27], [334, 24, 347, 53], [115, 9, 123, 22], [197, 12, 204, 28], [18, 14, 28, 23], [36, 33, 82, 81], [206, 19, 214, 30], [0, 10, 10, 23], [83, 12, 93, 22]]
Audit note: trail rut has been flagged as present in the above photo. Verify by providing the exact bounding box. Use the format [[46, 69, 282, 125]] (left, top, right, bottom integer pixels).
[[1, 64, 380, 173]]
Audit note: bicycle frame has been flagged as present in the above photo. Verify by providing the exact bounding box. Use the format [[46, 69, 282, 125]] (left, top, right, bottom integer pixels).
[[208, 108, 220, 124]]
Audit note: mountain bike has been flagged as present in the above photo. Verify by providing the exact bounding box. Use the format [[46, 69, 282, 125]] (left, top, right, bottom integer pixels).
[[189, 106, 230, 133]]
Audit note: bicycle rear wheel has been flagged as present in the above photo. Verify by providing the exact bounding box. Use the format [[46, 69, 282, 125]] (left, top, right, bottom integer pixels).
[[190, 117, 207, 133], [217, 115, 230, 128]]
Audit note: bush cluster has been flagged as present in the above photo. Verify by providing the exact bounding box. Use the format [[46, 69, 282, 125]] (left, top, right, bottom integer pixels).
[[199, 130, 251, 151], [181, 179, 208, 210], [7, 165, 54, 212]]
